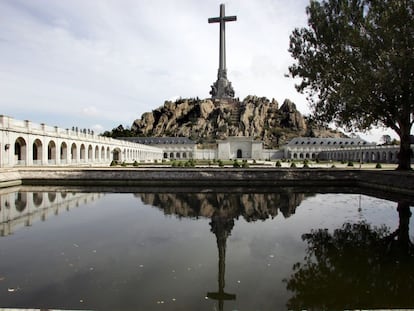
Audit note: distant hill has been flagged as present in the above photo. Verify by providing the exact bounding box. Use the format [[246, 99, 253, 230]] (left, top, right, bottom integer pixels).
[[106, 96, 345, 148]]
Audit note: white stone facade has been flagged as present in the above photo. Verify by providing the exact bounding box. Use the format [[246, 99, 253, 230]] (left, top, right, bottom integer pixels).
[[217, 137, 263, 160], [0, 116, 163, 168]]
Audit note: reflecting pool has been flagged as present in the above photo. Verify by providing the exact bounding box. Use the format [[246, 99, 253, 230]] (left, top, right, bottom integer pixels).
[[0, 187, 413, 310]]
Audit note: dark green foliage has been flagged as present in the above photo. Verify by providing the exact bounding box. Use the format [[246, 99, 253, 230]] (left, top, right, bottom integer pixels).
[[289, 0, 414, 170], [284, 202, 414, 310], [218, 159, 224, 167], [102, 124, 135, 138], [133, 161, 139, 167], [233, 160, 241, 168], [110, 160, 117, 166], [347, 161, 354, 167], [376, 162, 382, 169], [242, 160, 249, 168], [290, 162, 297, 168], [276, 160, 282, 167]]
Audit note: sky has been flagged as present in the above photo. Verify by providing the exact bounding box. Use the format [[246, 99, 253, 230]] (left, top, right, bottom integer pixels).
[[0, 0, 399, 143]]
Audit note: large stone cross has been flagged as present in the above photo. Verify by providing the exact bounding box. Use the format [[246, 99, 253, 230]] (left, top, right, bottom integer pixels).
[[208, 4, 237, 99]]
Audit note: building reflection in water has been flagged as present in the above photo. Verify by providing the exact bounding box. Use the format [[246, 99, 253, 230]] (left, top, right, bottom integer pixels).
[[0, 188, 103, 237], [137, 191, 307, 310]]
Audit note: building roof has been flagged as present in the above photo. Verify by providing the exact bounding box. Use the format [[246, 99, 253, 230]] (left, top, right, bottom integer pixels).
[[287, 137, 374, 147], [119, 137, 196, 145]]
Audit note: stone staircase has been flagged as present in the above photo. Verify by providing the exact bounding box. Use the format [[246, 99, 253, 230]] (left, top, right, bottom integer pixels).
[[230, 106, 241, 125]]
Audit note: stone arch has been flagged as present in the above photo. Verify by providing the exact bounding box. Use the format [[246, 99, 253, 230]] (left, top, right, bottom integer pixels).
[[48, 192, 56, 203], [101, 146, 105, 160], [106, 147, 110, 160], [176, 152, 181, 159], [170, 152, 174, 158], [33, 139, 43, 164], [33, 192, 43, 207], [182, 152, 187, 159], [95, 145, 99, 160], [61, 142, 68, 163], [88, 145, 93, 160], [48, 140, 57, 164], [15, 192, 27, 212], [237, 149, 242, 158], [113, 148, 121, 161], [163, 152, 168, 159], [14, 137, 27, 165], [80, 144, 86, 161], [382, 151, 387, 162], [71, 143, 77, 161]]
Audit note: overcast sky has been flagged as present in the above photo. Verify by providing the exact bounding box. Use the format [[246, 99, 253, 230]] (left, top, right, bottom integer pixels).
[[0, 0, 399, 142]]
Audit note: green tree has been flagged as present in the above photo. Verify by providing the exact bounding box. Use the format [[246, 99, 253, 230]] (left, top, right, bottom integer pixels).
[[289, 0, 414, 170]]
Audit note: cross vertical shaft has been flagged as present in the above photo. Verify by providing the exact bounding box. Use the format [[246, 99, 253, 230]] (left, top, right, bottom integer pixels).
[[208, 4, 237, 99]]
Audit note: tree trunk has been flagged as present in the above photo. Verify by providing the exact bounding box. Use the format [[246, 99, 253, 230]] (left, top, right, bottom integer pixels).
[[397, 123, 412, 170]]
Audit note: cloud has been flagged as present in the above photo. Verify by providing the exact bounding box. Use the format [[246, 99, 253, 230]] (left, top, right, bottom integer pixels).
[[0, 0, 336, 136]]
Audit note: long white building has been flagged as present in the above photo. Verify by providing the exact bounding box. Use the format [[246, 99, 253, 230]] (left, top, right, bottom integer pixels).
[[0, 115, 163, 168]]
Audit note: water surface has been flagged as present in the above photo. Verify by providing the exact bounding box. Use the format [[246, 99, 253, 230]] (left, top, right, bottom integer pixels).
[[0, 187, 413, 310]]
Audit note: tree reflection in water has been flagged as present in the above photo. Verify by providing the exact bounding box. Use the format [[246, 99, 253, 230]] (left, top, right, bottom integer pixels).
[[285, 201, 414, 310]]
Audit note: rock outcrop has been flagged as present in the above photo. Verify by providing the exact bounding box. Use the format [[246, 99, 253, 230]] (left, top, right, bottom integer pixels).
[[131, 96, 343, 147]]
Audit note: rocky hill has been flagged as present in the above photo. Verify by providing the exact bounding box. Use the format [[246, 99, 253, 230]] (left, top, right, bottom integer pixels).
[[131, 96, 344, 148]]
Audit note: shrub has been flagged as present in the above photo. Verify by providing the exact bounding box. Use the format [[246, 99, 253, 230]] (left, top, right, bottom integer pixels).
[[133, 161, 139, 167], [303, 163, 310, 168], [290, 162, 297, 168], [331, 164, 336, 168], [376, 163, 382, 169], [121, 161, 127, 167], [315, 158, 320, 163], [242, 161, 249, 168], [347, 161, 354, 167], [218, 159, 224, 167], [178, 161, 183, 167], [233, 160, 241, 168], [276, 160, 282, 167], [110, 160, 117, 166], [171, 161, 177, 167]]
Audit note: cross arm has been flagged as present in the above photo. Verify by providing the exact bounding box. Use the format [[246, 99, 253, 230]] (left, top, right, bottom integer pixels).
[[208, 16, 237, 23]]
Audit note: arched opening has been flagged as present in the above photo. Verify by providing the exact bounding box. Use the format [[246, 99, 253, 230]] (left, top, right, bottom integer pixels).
[[71, 143, 77, 161], [113, 148, 121, 161], [106, 147, 110, 160], [170, 152, 174, 158], [80, 144, 86, 161], [88, 145, 93, 160], [237, 149, 242, 158], [32, 139, 42, 165], [176, 152, 181, 159], [95, 146, 99, 160], [48, 140, 57, 164], [101, 146, 105, 160], [14, 137, 27, 165], [163, 152, 168, 159], [15, 192, 27, 212], [48, 192, 56, 203], [182, 152, 187, 159], [33, 192, 43, 207], [61, 142, 68, 163]]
